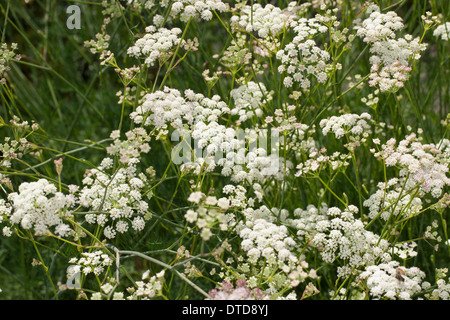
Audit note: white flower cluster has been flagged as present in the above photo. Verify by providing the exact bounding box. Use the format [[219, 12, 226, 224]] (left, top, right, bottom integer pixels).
[[359, 261, 425, 300], [127, 26, 185, 66], [207, 280, 265, 300], [288, 203, 329, 242], [239, 218, 298, 265], [79, 162, 149, 239], [237, 205, 289, 234], [371, 133, 450, 199], [185, 191, 229, 241], [68, 250, 113, 276], [295, 145, 350, 177], [424, 220, 443, 243], [230, 81, 273, 122], [369, 37, 425, 66], [320, 112, 372, 140], [424, 268, 450, 300], [309, 205, 416, 277], [132, 86, 290, 184], [91, 281, 124, 300], [6, 179, 76, 237], [122, 0, 155, 11], [227, 144, 292, 184], [223, 184, 263, 211], [180, 123, 291, 183], [155, 0, 229, 23], [230, 3, 297, 38], [363, 178, 423, 221], [310, 0, 343, 11], [231, 205, 317, 292], [185, 184, 268, 240], [276, 18, 333, 89], [0, 199, 13, 237], [127, 270, 165, 300], [84, 32, 110, 55], [433, 22, 450, 41], [130, 86, 229, 133], [1, 136, 33, 169], [101, 0, 155, 18], [355, 7, 427, 92], [367, 61, 413, 92], [0, 43, 21, 85], [106, 128, 151, 165], [356, 10, 404, 43], [178, 121, 240, 176]]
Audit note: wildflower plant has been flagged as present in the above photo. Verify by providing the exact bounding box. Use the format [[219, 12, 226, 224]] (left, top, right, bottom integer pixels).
[[0, 0, 449, 301]]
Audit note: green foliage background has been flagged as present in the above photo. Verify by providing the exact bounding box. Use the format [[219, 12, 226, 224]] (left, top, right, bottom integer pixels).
[[0, 0, 448, 299]]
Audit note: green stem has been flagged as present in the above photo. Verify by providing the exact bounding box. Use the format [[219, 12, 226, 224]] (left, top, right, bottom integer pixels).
[[28, 231, 59, 300]]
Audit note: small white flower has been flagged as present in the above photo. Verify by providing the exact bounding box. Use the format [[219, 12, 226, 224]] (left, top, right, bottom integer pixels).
[[188, 191, 204, 204]]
